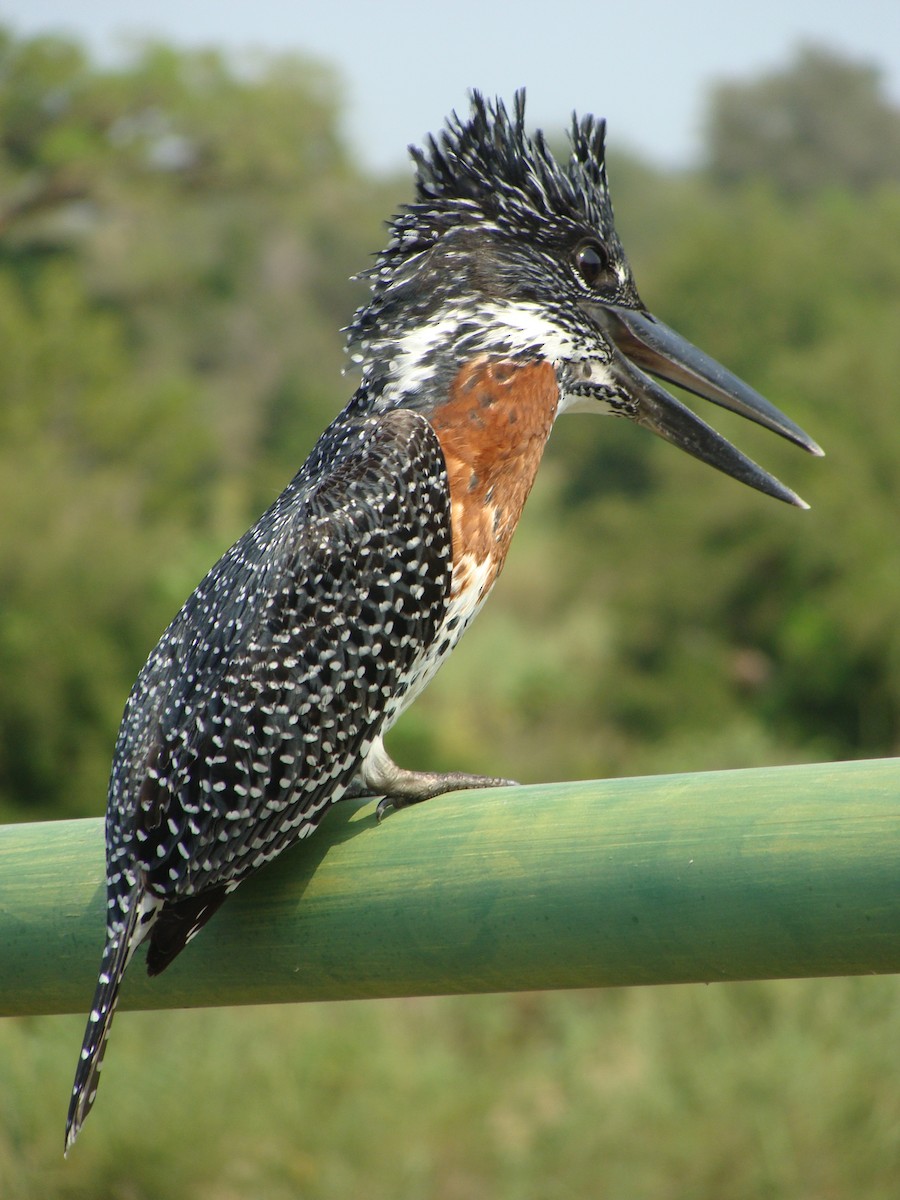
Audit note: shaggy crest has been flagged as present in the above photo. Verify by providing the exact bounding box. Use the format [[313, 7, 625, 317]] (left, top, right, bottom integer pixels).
[[348, 90, 621, 355], [410, 90, 613, 231], [392, 90, 615, 253]]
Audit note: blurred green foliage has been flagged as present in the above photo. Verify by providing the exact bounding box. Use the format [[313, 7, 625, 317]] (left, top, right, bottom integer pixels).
[[2, 34, 899, 823], [2, 31, 900, 1196], [705, 44, 900, 197], [0, 29, 401, 818]]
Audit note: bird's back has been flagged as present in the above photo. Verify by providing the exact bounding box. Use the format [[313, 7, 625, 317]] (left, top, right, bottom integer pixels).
[[111, 405, 455, 912]]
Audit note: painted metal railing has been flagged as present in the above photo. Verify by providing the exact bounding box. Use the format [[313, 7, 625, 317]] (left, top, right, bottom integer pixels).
[[1, 758, 898, 1018]]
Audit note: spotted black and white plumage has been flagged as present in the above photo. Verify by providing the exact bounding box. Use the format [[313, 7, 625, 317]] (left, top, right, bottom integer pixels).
[[67, 91, 819, 1152]]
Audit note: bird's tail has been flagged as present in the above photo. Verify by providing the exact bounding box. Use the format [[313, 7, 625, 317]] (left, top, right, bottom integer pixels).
[[65, 887, 158, 1154]]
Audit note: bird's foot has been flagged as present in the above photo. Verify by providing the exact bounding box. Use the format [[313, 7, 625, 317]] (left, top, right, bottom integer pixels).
[[373, 768, 517, 822], [350, 738, 516, 821]]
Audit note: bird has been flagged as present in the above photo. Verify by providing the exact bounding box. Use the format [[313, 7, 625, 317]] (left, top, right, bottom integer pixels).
[[65, 90, 821, 1151]]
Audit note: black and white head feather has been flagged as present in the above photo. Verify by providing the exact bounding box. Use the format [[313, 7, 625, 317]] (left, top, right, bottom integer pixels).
[[405, 90, 617, 246], [347, 89, 638, 366]]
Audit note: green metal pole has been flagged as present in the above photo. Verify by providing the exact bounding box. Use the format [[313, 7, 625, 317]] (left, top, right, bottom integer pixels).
[[1, 758, 898, 1019]]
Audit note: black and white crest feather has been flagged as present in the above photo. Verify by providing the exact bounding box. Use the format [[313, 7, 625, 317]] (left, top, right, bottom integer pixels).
[[374, 91, 617, 275], [347, 89, 633, 370], [410, 90, 614, 233]]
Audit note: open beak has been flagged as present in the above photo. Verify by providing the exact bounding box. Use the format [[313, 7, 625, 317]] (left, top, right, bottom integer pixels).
[[586, 304, 823, 508]]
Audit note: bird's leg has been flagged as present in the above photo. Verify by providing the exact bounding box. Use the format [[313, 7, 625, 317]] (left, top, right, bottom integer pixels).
[[352, 737, 516, 822]]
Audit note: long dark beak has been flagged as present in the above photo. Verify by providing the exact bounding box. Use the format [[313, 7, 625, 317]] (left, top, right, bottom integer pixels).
[[587, 304, 823, 508]]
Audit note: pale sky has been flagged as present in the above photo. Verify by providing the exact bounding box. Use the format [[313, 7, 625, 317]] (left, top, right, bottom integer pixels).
[[5, 0, 900, 171]]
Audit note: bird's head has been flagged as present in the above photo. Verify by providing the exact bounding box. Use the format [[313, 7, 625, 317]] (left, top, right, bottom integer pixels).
[[347, 91, 822, 506]]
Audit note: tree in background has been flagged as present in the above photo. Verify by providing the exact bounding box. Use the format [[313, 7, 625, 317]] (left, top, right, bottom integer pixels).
[[0, 31, 396, 817], [705, 43, 900, 197]]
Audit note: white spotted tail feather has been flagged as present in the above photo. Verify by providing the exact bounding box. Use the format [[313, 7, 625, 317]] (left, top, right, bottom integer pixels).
[[65, 887, 161, 1154]]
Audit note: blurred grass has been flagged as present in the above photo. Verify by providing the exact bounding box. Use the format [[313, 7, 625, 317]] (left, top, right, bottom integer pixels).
[[3, 977, 900, 1199]]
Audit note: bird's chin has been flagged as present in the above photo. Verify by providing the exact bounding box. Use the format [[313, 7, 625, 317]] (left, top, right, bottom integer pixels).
[[558, 386, 632, 418]]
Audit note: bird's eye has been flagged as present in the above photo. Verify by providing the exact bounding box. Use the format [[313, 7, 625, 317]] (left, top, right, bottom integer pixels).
[[573, 240, 610, 288]]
